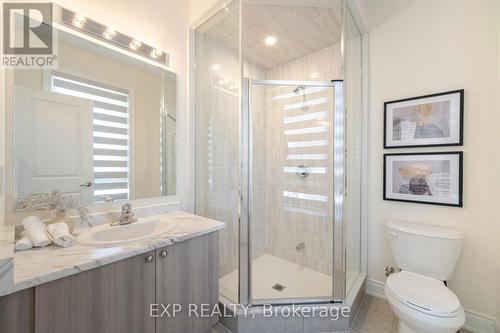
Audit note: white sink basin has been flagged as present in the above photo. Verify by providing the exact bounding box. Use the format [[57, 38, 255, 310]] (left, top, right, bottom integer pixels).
[[76, 218, 177, 246]]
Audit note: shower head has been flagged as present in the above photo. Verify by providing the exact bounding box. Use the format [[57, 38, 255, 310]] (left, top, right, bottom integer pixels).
[[293, 85, 306, 95]]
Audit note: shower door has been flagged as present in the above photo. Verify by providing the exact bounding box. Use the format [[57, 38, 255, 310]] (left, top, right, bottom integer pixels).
[[241, 79, 345, 304]]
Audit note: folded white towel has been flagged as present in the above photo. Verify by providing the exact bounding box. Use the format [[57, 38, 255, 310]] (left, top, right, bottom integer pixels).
[[15, 234, 33, 251], [22, 216, 51, 247], [46, 223, 74, 248]]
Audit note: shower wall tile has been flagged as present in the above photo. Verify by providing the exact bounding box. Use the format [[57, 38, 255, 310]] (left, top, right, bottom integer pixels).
[[262, 43, 341, 276]]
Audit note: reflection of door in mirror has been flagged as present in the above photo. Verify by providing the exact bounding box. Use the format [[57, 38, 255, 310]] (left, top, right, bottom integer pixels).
[[14, 86, 94, 203], [46, 71, 131, 203]]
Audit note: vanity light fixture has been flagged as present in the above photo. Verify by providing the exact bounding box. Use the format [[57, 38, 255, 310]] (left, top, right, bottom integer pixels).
[[265, 36, 277, 46], [60, 6, 169, 65]]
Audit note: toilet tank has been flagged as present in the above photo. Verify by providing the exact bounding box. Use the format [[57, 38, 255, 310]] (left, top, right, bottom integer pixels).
[[387, 221, 464, 281]]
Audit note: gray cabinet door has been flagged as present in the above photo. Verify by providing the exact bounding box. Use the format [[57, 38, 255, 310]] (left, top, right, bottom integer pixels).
[[35, 251, 156, 333], [0, 288, 35, 333], [156, 233, 219, 333]]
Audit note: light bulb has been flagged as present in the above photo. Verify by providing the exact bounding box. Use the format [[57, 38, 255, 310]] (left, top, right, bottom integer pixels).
[[129, 40, 142, 50], [151, 48, 163, 59], [103, 27, 116, 40], [72, 13, 86, 28]]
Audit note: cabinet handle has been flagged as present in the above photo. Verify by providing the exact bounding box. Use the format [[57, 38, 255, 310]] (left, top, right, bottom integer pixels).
[[145, 255, 154, 263], [160, 250, 168, 257]]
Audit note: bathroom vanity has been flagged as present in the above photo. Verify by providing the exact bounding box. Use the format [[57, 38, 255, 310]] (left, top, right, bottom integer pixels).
[[0, 212, 224, 333]]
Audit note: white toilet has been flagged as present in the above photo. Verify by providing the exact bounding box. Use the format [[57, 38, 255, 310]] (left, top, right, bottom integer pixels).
[[385, 221, 465, 333]]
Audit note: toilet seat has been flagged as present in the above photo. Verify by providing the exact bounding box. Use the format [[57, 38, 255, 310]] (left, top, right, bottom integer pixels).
[[386, 271, 462, 318]]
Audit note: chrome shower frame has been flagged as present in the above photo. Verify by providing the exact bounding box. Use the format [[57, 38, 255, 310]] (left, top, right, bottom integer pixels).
[[240, 79, 345, 305]]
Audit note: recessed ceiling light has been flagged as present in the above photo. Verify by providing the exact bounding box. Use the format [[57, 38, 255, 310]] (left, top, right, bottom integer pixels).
[[264, 36, 277, 46], [211, 64, 221, 71]]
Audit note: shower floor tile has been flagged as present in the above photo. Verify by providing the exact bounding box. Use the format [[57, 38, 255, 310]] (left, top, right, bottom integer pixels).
[[219, 253, 332, 301]]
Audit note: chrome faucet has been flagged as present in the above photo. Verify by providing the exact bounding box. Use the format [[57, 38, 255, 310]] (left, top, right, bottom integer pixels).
[[111, 203, 137, 226]]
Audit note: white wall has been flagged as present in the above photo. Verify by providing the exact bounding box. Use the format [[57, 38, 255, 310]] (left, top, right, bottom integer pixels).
[[363, 0, 500, 328], [54, 0, 189, 207]]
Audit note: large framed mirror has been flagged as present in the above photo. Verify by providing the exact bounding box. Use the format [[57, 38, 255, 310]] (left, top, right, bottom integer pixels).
[[4, 8, 177, 225]]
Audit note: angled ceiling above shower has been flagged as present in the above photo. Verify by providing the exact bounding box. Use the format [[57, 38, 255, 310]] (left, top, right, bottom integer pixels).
[[202, 0, 343, 70]]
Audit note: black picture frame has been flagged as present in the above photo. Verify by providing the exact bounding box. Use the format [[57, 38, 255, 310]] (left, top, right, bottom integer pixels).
[[383, 152, 463, 207], [384, 89, 464, 148]]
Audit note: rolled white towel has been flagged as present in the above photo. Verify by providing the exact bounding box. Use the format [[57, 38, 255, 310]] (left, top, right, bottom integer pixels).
[[15, 234, 33, 251], [46, 223, 74, 248], [22, 216, 51, 247]]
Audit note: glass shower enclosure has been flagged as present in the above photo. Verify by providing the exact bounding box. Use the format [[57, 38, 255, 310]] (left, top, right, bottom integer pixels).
[[194, 0, 363, 306], [240, 79, 344, 304]]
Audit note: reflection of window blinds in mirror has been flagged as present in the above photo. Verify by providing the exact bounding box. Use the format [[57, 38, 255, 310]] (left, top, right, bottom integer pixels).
[[50, 71, 130, 203]]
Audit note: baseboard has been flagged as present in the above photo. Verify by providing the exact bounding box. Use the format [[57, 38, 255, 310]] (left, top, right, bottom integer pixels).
[[365, 278, 385, 299], [365, 278, 497, 333]]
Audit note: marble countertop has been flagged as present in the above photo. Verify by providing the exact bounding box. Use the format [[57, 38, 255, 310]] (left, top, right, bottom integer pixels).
[[13, 211, 224, 293]]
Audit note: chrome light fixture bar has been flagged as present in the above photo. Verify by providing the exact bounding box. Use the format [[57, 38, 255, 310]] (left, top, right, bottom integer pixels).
[[60, 7, 169, 66]]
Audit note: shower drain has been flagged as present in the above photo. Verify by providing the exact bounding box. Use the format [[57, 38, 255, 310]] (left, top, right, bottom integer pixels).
[[272, 283, 286, 292]]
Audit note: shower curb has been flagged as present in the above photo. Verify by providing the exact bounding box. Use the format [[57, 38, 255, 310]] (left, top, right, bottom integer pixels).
[[218, 274, 366, 333]]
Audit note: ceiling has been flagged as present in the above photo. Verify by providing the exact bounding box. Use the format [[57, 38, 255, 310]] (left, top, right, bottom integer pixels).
[[202, 3, 342, 70]]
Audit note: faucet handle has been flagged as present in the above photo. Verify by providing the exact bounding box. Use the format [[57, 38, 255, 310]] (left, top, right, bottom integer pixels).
[[122, 203, 132, 214]]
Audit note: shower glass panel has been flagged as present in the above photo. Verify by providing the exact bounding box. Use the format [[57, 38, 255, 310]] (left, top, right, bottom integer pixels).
[[246, 80, 339, 303], [194, 0, 241, 304], [344, 7, 363, 295]]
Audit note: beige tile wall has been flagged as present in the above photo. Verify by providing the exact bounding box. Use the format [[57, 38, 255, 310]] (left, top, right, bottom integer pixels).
[[261, 44, 342, 275]]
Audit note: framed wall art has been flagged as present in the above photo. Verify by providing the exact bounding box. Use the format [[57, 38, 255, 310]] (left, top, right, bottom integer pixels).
[[384, 90, 464, 148], [384, 152, 463, 207]]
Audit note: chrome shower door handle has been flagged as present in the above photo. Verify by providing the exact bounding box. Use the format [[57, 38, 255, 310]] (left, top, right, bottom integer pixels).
[[80, 181, 93, 187]]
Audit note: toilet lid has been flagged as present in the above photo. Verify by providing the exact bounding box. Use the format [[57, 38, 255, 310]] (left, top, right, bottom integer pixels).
[[386, 271, 461, 317]]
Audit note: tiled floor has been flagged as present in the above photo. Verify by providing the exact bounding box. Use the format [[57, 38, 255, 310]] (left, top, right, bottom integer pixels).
[[213, 295, 472, 333]]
